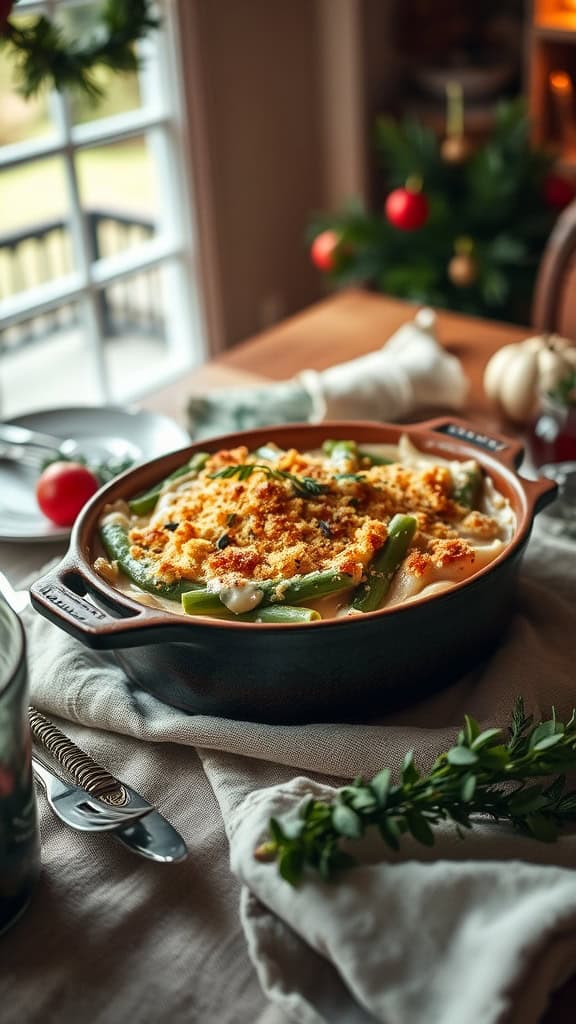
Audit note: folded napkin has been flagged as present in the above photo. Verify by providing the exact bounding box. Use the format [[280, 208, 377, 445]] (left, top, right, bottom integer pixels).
[[187, 308, 469, 438], [21, 519, 576, 1024]]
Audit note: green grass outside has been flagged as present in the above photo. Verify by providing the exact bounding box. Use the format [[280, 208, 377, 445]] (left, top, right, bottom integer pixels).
[[1, 144, 156, 233]]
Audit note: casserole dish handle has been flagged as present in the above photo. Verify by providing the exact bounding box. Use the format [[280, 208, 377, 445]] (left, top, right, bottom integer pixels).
[[29, 560, 192, 649], [409, 416, 558, 514], [410, 416, 526, 465]]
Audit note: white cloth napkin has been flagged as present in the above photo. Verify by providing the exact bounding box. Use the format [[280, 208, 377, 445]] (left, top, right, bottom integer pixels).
[[230, 781, 576, 1024], [187, 309, 469, 437], [21, 518, 576, 1024]]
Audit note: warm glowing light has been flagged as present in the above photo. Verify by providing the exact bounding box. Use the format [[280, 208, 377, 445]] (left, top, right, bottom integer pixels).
[[550, 71, 573, 96]]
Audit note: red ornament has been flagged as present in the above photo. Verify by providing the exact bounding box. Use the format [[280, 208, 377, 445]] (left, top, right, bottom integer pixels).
[[310, 230, 341, 272], [385, 185, 429, 231], [543, 173, 576, 210]]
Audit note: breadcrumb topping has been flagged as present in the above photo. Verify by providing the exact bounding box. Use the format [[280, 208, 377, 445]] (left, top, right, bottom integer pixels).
[[124, 444, 506, 589]]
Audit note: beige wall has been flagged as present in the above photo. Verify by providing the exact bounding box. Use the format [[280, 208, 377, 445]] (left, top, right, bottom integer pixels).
[[182, 0, 325, 352], [180, 0, 389, 353]]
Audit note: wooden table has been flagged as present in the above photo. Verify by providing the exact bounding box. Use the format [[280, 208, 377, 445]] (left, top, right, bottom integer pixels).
[[142, 289, 529, 437]]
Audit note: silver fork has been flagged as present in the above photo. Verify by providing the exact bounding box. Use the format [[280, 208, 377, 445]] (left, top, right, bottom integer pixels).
[[32, 756, 153, 832]]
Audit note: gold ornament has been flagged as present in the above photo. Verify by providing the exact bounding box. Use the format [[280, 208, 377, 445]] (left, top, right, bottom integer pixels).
[[448, 236, 478, 288], [448, 253, 478, 287], [440, 134, 473, 165]]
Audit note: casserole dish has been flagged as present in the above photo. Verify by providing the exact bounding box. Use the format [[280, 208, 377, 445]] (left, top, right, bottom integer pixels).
[[30, 417, 556, 724]]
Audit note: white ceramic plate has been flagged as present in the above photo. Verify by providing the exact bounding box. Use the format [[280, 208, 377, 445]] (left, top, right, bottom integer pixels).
[[0, 406, 190, 543]]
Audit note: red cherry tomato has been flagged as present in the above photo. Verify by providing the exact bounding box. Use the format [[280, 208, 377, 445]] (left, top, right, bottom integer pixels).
[[385, 187, 429, 231], [35, 461, 100, 527], [310, 230, 341, 272]]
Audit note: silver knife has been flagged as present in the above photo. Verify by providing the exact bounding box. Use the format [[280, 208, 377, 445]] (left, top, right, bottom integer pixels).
[[29, 708, 189, 863]]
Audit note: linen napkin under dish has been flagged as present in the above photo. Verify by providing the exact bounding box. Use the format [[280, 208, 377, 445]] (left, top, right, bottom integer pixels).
[[20, 519, 576, 1024], [187, 308, 469, 438]]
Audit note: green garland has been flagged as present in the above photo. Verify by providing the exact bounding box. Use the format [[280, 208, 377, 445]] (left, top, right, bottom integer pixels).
[[0, 0, 159, 99]]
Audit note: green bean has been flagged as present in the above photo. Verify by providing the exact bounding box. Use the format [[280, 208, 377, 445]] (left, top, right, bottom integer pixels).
[[352, 513, 417, 612], [453, 464, 483, 509], [323, 439, 393, 467], [100, 520, 201, 601], [322, 439, 359, 474], [322, 439, 357, 457], [183, 604, 320, 623], [357, 448, 394, 466], [181, 568, 355, 616], [128, 451, 209, 515]]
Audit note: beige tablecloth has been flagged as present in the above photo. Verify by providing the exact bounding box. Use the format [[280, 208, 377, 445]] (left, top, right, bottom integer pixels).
[[1, 517, 576, 1023]]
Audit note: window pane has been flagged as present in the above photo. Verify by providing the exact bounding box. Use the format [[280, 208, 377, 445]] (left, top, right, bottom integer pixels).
[[0, 13, 57, 146], [77, 136, 159, 261], [0, 301, 104, 417], [100, 267, 168, 402], [0, 158, 72, 300]]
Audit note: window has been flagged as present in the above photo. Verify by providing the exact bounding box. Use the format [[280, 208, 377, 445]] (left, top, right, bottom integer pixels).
[[0, 0, 206, 419]]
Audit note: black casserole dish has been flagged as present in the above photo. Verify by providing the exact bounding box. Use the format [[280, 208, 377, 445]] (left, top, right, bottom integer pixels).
[[30, 418, 557, 723]]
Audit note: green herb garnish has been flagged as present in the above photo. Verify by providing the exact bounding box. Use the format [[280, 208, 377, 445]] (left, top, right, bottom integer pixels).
[[255, 698, 576, 884], [210, 463, 329, 498]]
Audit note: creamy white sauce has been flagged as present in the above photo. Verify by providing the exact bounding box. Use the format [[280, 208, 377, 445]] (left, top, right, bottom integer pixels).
[[207, 578, 264, 614], [101, 502, 130, 530]]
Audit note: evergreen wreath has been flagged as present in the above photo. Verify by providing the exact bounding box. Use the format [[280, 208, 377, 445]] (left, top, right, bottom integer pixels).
[[0, 0, 159, 99]]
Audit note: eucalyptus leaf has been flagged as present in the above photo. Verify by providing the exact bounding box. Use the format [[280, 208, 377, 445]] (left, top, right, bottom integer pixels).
[[528, 720, 560, 750], [471, 728, 504, 751], [278, 846, 304, 884], [532, 733, 565, 752], [401, 750, 420, 784], [464, 714, 480, 745], [371, 768, 391, 807], [332, 804, 363, 839], [461, 774, 477, 803], [406, 811, 435, 847], [447, 746, 479, 767]]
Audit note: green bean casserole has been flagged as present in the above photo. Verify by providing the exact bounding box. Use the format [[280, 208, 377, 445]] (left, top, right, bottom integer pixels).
[[95, 437, 515, 622]]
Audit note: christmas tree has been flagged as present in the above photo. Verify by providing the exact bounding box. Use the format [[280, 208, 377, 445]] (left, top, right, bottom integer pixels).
[[309, 98, 575, 323]]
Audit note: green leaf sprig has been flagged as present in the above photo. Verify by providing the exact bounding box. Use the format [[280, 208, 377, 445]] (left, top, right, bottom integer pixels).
[[210, 463, 329, 498], [254, 699, 576, 885]]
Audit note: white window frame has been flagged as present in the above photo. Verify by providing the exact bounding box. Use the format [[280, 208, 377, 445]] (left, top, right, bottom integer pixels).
[[0, 0, 207, 403]]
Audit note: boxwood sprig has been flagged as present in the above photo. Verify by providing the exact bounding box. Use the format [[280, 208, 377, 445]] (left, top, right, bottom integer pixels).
[[210, 463, 329, 498], [254, 698, 576, 885]]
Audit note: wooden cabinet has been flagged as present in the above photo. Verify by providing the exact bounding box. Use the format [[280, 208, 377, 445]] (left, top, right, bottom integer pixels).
[[528, 0, 576, 173]]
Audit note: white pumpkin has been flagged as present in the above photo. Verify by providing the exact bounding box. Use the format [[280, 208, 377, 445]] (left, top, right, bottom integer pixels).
[[483, 334, 576, 425]]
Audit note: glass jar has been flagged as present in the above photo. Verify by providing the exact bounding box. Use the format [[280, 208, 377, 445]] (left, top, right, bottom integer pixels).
[[528, 394, 576, 468], [0, 597, 40, 933]]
